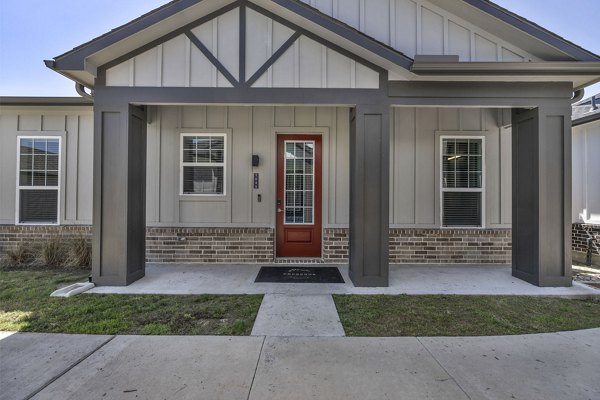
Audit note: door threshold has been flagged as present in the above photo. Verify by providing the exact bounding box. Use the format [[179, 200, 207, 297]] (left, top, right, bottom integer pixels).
[[273, 257, 325, 264]]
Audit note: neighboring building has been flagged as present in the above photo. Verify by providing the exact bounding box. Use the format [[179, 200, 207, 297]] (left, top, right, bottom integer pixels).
[[2, 0, 600, 287], [572, 94, 600, 265]]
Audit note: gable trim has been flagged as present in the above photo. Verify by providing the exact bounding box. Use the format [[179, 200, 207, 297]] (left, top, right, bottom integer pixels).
[[246, 31, 302, 87], [185, 32, 239, 87], [266, 0, 413, 69], [100, 1, 241, 72]]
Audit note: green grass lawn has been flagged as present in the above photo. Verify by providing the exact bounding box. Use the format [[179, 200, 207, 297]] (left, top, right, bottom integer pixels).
[[334, 294, 600, 336], [0, 270, 263, 335]]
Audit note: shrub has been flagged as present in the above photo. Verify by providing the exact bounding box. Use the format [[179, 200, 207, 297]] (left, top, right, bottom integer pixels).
[[2, 242, 36, 268], [41, 237, 68, 268], [66, 235, 92, 268]]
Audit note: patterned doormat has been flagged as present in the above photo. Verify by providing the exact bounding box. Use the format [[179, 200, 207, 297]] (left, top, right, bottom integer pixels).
[[255, 266, 345, 284]]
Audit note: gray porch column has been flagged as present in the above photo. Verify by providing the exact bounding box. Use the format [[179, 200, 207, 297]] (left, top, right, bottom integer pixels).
[[511, 105, 572, 287], [349, 105, 390, 287], [92, 103, 147, 286]]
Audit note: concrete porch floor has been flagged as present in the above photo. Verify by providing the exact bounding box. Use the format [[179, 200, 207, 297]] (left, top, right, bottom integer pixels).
[[88, 264, 598, 296]]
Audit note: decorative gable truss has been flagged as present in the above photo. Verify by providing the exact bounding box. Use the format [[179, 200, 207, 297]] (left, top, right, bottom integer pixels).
[[105, 3, 380, 89]]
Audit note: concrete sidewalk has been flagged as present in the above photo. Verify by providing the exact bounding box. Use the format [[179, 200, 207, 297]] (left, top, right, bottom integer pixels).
[[2, 330, 599, 400], [88, 264, 598, 297]]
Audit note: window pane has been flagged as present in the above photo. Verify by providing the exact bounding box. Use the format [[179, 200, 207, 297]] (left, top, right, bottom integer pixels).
[[285, 175, 294, 190], [183, 137, 196, 149], [183, 150, 196, 163], [182, 166, 224, 194], [469, 140, 482, 155], [455, 140, 469, 155], [33, 155, 46, 170], [19, 189, 58, 223], [20, 155, 32, 170], [33, 171, 46, 186], [295, 143, 305, 158], [47, 140, 59, 155], [46, 171, 59, 186], [211, 150, 224, 163], [20, 139, 33, 154], [196, 150, 210, 163], [33, 139, 47, 154], [211, 137, 224, 150], [195, 138, 210, 149], [20, 171, 32, 186], [443, 192, 482, 227], [47, 155, 59, 171]]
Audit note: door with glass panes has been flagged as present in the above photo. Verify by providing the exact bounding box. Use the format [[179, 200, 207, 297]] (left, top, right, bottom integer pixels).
[[276, 135, 322, 257]]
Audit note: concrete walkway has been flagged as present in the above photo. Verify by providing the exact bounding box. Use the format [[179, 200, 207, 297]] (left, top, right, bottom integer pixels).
[[251, 294, 345, 337], [1, 329, 599, 400], [89, 264, 598, 296]]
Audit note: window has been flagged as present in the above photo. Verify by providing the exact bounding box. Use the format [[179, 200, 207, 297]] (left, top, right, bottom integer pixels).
[[441, 137, 484, 227], [17, 137, 60, 224], [181, 134, 225, 195]]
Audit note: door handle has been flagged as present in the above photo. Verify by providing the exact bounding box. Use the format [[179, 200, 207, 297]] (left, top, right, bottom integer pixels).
[[277, 208, 284, 213]]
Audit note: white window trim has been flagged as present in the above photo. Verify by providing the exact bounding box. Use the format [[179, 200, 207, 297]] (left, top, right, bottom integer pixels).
[[283, 139, 316, 226], [439, 135, 486, 228], [179, 133, 227, 197], [15, 135, 62, 226]]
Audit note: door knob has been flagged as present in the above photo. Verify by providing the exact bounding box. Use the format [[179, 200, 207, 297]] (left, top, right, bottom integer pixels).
[[277, 208, 283, 213]]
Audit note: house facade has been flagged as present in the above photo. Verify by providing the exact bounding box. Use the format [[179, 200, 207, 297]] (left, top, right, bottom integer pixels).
[[2, 0, 600, 287]]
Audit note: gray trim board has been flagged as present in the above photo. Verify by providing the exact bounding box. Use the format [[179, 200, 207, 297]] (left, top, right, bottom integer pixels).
[[573, 112, 600, 127], [245, 32, 302, 87], [0, 97, 92, 106], [239, 5, 246, 85], [93, 86, 388, 106], [461, 0, 600, 62], [185, 31, 239, 87]]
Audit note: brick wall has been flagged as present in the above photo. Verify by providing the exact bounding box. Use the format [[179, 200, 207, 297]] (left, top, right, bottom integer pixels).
[[0, 225, 274, 264], [0, 225, 91, 256], [2, 224, 592, 265], [146, 227, 274, 263], [324, 228, 512, 264], [572, 223, 600, 265]]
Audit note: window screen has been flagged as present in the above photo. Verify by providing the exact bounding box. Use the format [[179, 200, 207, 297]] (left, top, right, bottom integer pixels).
[[181, 135, 225, 195], [18, 137, 60, 224], [441, 138, 483, 227]]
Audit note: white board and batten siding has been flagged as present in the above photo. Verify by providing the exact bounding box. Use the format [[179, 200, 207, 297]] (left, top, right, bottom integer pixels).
[[572, 120, 600, 224], [0, 108, 94, 225], [147, 105, 512, 229], [146, 106, 352, 227], [106, 7, 379, 89], [301, 0, 535, 62], [391, 107, 512, 228]]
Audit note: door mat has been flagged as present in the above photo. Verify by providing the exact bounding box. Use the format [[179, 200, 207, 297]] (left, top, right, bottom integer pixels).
[[255, 266, 345, 284]]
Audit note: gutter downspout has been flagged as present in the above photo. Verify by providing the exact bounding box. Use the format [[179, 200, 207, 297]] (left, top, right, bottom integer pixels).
[[572, 89, 585, 104], [75, 83, 94, 101]]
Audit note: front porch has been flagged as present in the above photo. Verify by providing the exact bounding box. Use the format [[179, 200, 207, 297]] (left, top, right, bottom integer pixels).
[[88, 263, 596, 296]]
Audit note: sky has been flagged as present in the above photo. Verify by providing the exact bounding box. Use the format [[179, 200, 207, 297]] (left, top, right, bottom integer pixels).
[[0, 0, 599, 97]]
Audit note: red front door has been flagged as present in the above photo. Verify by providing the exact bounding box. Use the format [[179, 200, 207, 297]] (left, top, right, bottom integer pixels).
[[276, 135, 322, 258]]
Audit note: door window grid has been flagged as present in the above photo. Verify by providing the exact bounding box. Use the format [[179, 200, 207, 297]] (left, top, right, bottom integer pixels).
[[284, 141, 314, 224]]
